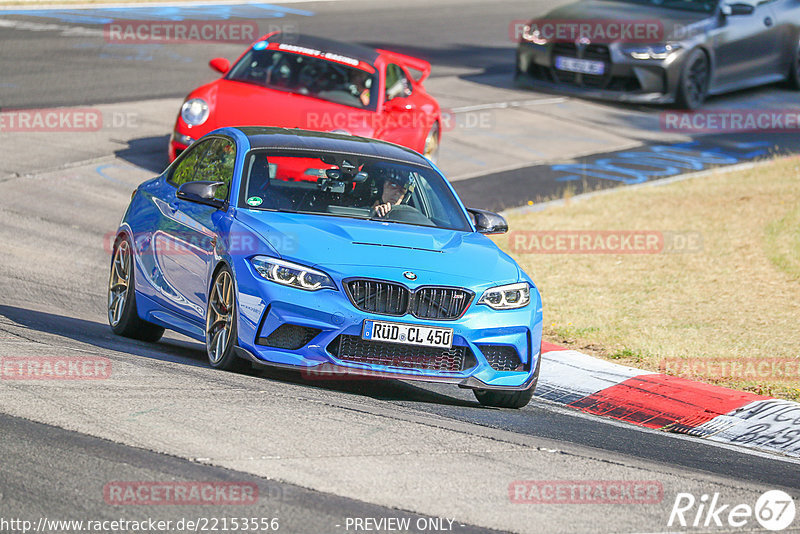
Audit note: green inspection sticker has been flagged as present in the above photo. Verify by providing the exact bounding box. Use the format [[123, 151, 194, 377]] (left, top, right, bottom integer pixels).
[[246, 196, 263, 207]]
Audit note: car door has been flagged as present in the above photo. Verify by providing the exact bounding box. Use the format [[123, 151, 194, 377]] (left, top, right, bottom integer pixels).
[[712, 0, 784, 88], [769, 0, 800, 74], [377, 63, 427, 151], [159, 136, 236, 323]]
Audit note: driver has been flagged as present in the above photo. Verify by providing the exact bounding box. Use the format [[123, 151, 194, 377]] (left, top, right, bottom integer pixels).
[[372, 168, 416, 218], [347, 69, 372, 107]]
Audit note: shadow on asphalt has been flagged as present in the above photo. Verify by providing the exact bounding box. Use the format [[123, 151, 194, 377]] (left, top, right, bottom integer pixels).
[[0, 304, 478, 408], [0, 304, 208, 367], [114, 134, 170, 174], [255, 365, 480, 408], [359, 42, 516, 74]]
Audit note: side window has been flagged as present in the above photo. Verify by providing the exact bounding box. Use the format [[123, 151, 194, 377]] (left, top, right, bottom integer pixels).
[[168, 138, 214, 188], [194, 138, 236, 200], [385, 63, 412, 101]]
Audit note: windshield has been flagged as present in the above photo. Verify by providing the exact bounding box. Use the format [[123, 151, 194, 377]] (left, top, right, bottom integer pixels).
[[611, 0, 719, 13], [227, 45, 378, 110], [238, 151, 472, 232]]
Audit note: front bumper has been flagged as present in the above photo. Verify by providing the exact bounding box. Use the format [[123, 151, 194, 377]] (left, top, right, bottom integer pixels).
[[234, 262, 543, 391], [516, 41, 682, 104], [236, 346, 541, 391]]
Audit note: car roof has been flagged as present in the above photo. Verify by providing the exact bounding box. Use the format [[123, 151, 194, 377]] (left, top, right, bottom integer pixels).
[[229, 127, 433, 167], [266, 33, 380, 66]]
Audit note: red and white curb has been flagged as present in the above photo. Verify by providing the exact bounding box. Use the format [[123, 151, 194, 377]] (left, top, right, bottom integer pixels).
[[537, 342, 800, 459]]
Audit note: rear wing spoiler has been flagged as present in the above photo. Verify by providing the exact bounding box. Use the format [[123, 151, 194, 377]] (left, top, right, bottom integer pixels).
[[376, 49, 431, 83]]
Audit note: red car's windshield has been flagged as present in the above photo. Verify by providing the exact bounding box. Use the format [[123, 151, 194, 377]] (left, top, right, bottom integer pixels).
[[227, 47, 379, 111]]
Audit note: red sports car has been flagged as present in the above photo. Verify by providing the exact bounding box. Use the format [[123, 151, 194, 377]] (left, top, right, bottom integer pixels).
[[169, 33, 442, 163]]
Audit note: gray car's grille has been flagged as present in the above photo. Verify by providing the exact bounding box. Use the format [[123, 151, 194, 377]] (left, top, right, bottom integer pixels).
[[345, 279, 472, 320], [328, 335, 477, 372], [551, 43, 611, 88]]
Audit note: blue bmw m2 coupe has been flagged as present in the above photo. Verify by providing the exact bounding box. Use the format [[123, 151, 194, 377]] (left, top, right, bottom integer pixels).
[[108, 127, 543, 407]]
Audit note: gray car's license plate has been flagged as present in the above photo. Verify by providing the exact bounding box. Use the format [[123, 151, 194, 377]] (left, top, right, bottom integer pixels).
[[555, 56, 605, 75]]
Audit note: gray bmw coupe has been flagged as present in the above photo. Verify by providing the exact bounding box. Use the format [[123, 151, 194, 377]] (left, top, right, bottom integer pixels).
[[515, 0, 800, 108]]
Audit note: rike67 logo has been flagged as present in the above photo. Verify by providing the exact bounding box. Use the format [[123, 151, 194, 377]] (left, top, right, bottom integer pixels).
[[669, 490, 796, 531]]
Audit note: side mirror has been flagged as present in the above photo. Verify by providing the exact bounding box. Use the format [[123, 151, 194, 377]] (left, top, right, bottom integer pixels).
[[384, 97, 409, 112], [209, 57, 231, 74], [176, 181, 226, 209], [467, 208, 508, 235], [721, 2, 755, 16]]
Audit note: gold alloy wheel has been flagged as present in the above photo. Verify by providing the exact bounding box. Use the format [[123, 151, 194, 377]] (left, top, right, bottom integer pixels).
[[108, 240, 130, 327], [206, 270, 234, 365]]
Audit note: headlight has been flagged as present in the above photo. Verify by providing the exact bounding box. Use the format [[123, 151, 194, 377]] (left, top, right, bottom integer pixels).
[[250, 256, 336, 291], [180, 98, 210, 126], [622, 43, 681, 60], [521, 25, 548, 45], [477, 282, 530, 310]]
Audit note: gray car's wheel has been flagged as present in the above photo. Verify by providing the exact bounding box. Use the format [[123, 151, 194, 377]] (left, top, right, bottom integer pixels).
[[789, 37, 800, 90], [108, 236, 164, 342], [205, 266, 248, 372], [675, 48, 710, 110]]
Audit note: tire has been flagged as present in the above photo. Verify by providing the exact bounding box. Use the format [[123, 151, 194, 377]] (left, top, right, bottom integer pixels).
[[789, 37, 800, 90], [675, 48, 710, 110], [473, 386, 534, 409], [513, 49, 523, 82], [107, 235, 165, 342], [473, 350, 541, 409], [423, 122, 440, 164], [205, 266, 248, 372]]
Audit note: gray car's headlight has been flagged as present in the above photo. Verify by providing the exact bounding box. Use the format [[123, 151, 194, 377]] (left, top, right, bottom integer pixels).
[[622, 43, 681, 60], [477, 282, 531, 310], [521, 25, 548, 45], [180, 98, 210, 126], [250, 256, 336, 291]]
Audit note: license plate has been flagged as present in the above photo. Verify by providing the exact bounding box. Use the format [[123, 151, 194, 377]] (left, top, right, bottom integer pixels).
[[555, 56, 605, 75], [362, 320, 453, 349]]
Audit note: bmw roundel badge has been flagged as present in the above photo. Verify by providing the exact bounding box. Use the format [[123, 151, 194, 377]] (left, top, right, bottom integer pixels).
[[403, 271, 417, 281]]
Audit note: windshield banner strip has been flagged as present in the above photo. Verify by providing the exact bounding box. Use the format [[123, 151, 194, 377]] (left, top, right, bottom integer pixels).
[[268, 42, 376, 73]]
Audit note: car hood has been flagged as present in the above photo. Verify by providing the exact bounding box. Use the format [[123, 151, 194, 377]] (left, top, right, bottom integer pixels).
[[202, 79, 376, 137], [538, 0, 714, 41], [235, 210, 521, 287]]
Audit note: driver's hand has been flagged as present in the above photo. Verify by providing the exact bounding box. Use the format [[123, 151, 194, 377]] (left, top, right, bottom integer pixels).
[[373, 203, 392, 218]]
